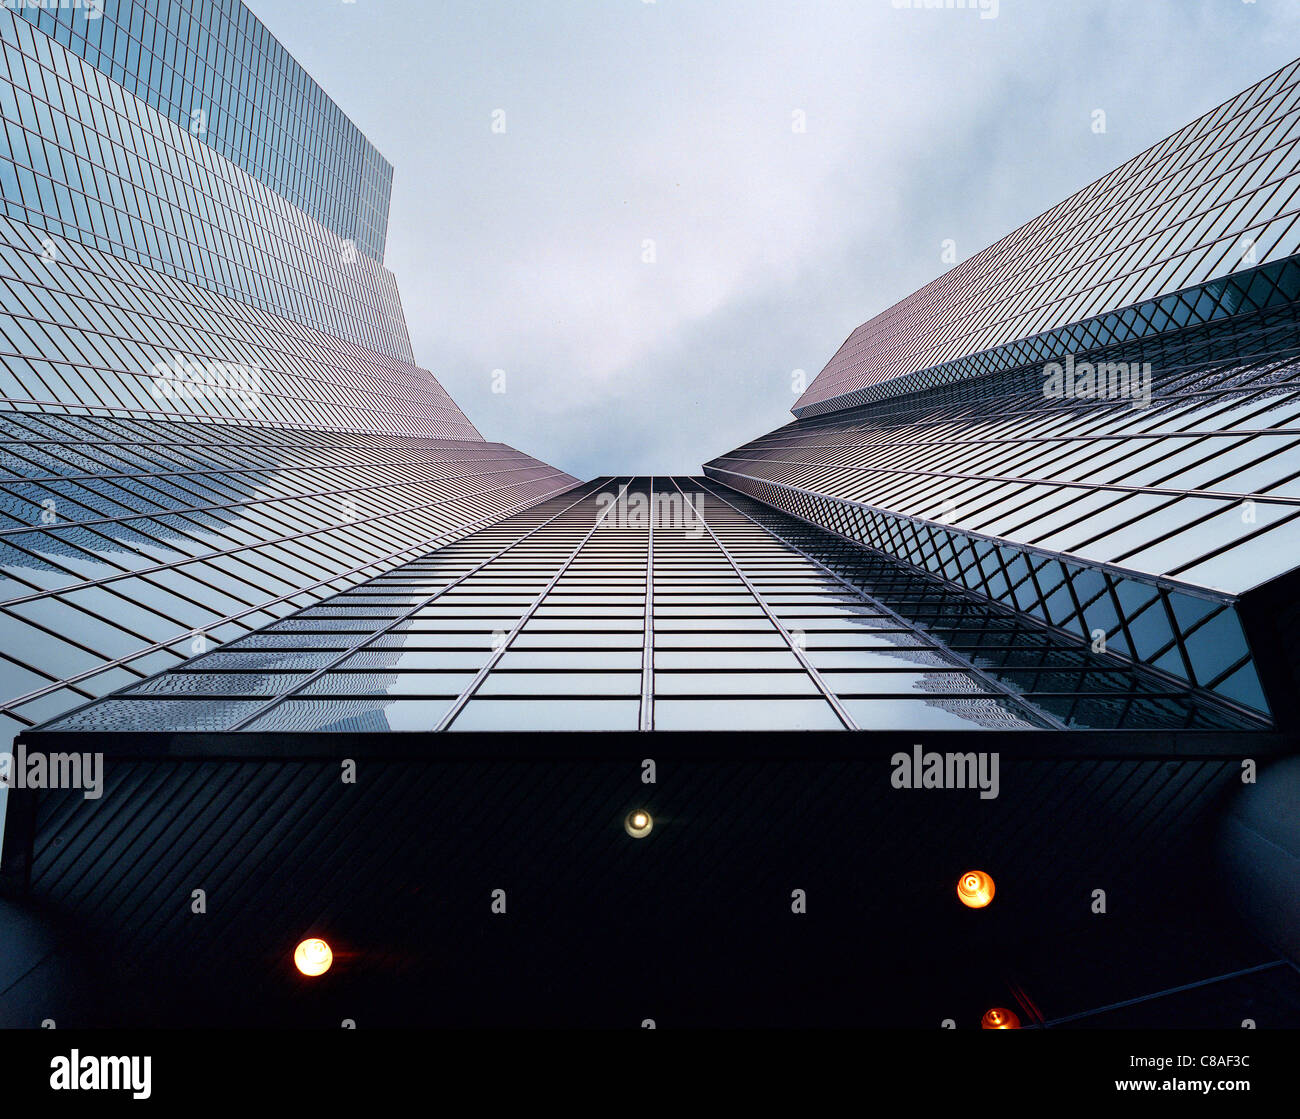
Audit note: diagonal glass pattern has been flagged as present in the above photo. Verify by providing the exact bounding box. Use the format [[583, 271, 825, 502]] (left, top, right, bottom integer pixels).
[[0, 9, 412, 360], [12, 0, 393, 262], [797, 58, 1300, 416], [38, 477, 1264, 735], [0, 410, 578, 742]]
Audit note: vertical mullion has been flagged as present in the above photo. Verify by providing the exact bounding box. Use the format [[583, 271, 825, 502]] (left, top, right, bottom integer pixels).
[[434, 478, 634, 732], [640, 476, 654, 731], [667, 476, 859, 731]]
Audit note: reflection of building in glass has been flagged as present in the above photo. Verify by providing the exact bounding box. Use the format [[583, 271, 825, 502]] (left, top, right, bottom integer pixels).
[[37, 476, 1266, 735], [2, 4, 1299, 1029], [710, 57, 1300, 731], [0, 1, 576, 778]]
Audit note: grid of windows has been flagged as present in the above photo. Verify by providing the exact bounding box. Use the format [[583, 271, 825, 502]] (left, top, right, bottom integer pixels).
[[2, 8, 1290, 758], [708, 307, 1300, 714], [711, 313, 1300, 584], [797, 58, 1300, 417], [14, 0, 393, 262], [0, 410, 577, 749], [3, 26, 1296, 1034], [40, 477, 1261, 736], [0, 10, 412, 360], [0, 5, 588, 862], [708, 474, 1270, 715], [800, 256, 1300, 416], [0, 211, 469, 436]]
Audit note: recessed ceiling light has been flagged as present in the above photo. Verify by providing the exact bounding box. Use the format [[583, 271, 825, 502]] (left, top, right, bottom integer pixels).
[[957, 870, 995, 908], [981, 1007, 1020, 1030], [294, 937, 333, 977], [624, 809, 653, 838]]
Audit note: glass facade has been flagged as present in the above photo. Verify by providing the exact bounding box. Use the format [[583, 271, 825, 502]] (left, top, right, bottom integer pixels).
[[707, 304, 1300, 716], [41, 476, 1260, 736], [0, 0, 580, 855], [707, 66, 1300, 730], [0, 12, 1297, 1034], [0, 8, 410, 359], [2, 16, 1293, 747], [0, 210, 462, 433], [10, 39, 1299, 744], [11, 0, 393, 263], [0, 415, 574, 745], [796, 58, 1300, 417]]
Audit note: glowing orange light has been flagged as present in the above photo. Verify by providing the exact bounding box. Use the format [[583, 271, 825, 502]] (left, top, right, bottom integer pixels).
[[957, 870, 995, 908], [625, 810, 653, 838], [293, 937, 333, 977], [981, 1007, 1020, 1030]]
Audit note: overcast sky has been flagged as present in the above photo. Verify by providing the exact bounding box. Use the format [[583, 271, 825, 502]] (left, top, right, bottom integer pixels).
[[248, 0, 1300, 478]]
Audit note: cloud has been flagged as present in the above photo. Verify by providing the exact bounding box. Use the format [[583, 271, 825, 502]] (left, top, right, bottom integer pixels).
[[248, 0, 1300, 477]]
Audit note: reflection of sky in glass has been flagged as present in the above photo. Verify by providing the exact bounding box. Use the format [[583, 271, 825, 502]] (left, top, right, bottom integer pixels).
[[45, 479, 1266, 737]]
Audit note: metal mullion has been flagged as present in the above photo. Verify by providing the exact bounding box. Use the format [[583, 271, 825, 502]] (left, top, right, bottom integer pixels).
[[703, 464, 1233, 603], [669, 476, 858, 731], [0, 337, 454, 428], [706, 452, 1300, 511], [0, 392, 468, 441], [0, 514, 316, 612], [716, 479, 1270, 727], [66, 466, 277, 519], [218, 479, 613, 732], [1164, 503, 1300, 579], [640, 476, 654, 731], [4, 553, 271, 644], [432, 480, 635, 732], [0, 491, 566, 720], [0, 644, 68, 697], [0, 472, 577, 610], [698, 478, 1067, 730], [0, 451, 555, 494]]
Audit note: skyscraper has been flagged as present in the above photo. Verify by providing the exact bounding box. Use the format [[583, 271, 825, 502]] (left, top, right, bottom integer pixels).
[[34, 56, 1300, 739], [709, 57, 1300, 731], [23, 475, 1271, 735], [0, 0, 577, 821], [1, 7, 1298, 1029]]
